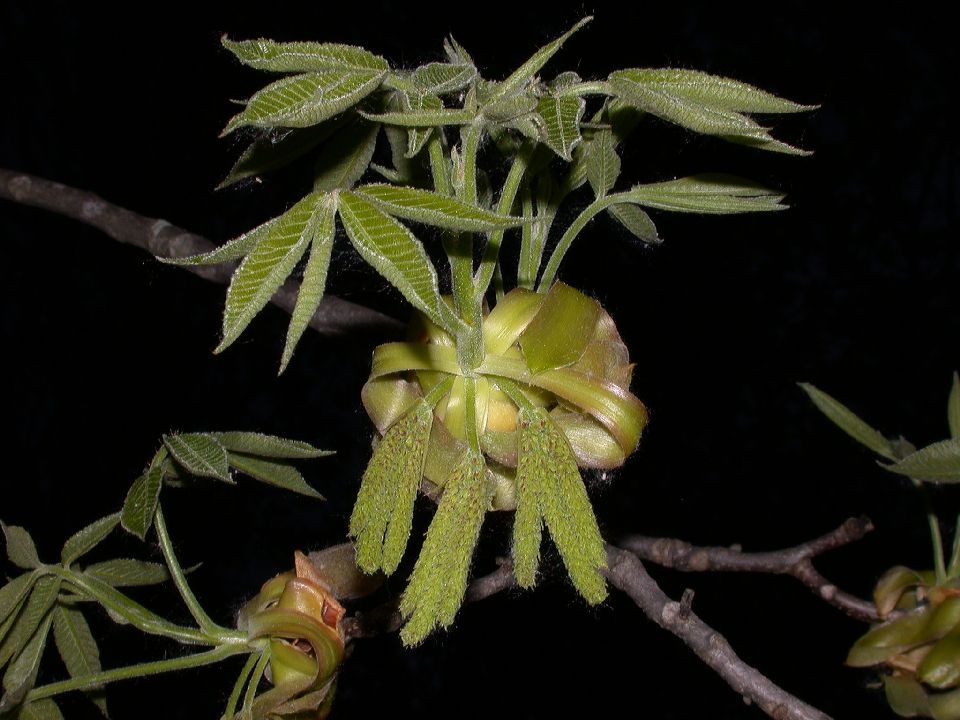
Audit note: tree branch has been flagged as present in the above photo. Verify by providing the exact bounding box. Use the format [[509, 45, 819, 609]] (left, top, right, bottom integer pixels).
[[0, 168, 404, 338], [343, 552, 834, 720], [619, 517, 879, 622], [604, 546, 833, 720]]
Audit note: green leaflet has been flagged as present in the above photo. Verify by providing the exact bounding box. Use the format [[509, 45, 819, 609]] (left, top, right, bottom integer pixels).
[[82, 559, 170, 588], [222, 37, 389, 73], [280, 197, 337, 373], [14, 699, 64, 720], [160, 214, 280, 267], [399, 449, 489, 646], [412, 62, 476, 94], [565, 100, 642, 194], [120, 464, 164, 539], [609, 203, 660, 244], [218, 123, 341, 190], [534, 93, 585, 160], [60, 514, 120, 567], [227, 453, 324, 499], [609, 68, 812, 155], [799, 383, 896, 460], [1, 524, 40, 570], [0, 613, 53, 712], [388, 62, 477, 95], [360, 106, 474, 128], [211, 432, 330, 459], [350, 401, 433, 574], [0, 576, 60, 672], [401, 93, 442, 158], [163, 433, 231, 482], [515, 407, 607, 604], [52, 604, 107, 715], [494, 16, 592, 100], [626, 175, 786, 214], [585, 128, 620, 197], [884, 439, 960, 483], [338, 192, 448, 331], [443, 35, 474, 66], [949, 372, 960, 440], [216, 192, 325, 353], [354, 183, 528, 233], [0, 574, 36, 633], [223, 70, 385, 135], [482, 94, 538, 123], [312, 120, 380, 193]]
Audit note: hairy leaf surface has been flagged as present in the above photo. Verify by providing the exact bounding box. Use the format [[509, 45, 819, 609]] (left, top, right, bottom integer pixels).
[[223, 70, 385, 134], [163, 433, 231, 482], [222, 37, 388, 73], [0, 525, 39, 571], [120, 465, 164, 540], [212, 432, 330, 460], [217, 193, 326, 352], [535, 93, 585, 160], [61, 514, 120, 567], [626, 175, 786, 214], [339, 192, 447, 329], [280, 198, 337, 372], [83, 559, 170, 588], [355, 184, 527, 232]]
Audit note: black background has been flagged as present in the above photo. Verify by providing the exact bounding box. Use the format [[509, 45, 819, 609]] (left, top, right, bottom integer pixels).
[[2, 2, 958, 718]]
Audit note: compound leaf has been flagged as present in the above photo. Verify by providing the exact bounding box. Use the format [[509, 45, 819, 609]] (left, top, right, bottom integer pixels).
[[610, 68, 812, 154]]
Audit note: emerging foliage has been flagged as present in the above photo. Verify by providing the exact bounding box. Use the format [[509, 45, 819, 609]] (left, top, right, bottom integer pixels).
[[163, 17, 811, 646]]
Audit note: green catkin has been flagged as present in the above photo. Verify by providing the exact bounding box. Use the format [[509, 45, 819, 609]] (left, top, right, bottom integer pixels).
[[399, 449, 489, 645], [350, 401, 432, 573], [513, 410, 544, 588], [518, 407, 607, 604]]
